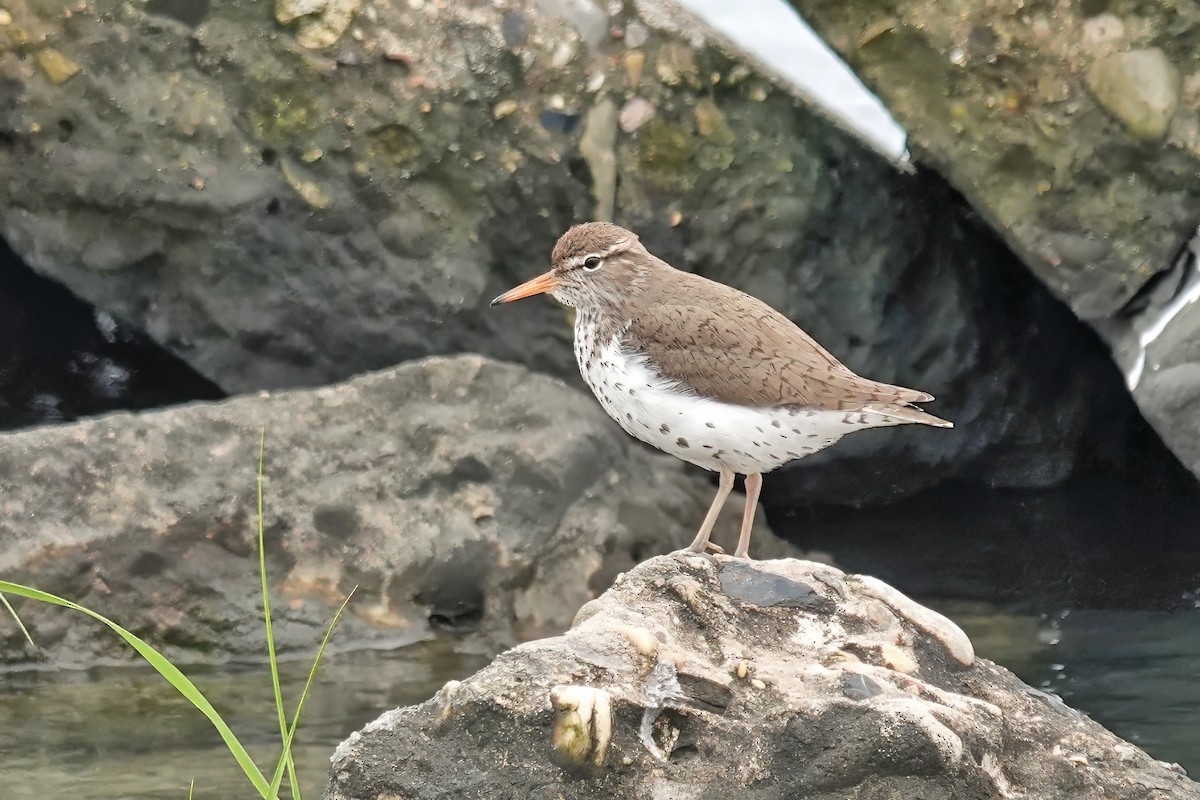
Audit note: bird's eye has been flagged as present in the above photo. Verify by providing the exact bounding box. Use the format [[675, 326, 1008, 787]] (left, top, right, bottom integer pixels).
[[582, 256, 603, 272]]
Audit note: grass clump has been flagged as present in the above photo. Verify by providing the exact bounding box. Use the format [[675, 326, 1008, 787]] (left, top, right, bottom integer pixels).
[[0, 433, 353, 799]]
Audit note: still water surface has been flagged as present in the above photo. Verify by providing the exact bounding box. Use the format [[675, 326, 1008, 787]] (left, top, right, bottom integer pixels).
[[0, 642, 491, 798], [1, 601, 1196, 798]]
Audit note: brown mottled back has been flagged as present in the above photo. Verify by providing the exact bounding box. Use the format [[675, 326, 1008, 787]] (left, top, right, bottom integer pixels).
[[625, 260, 939, 416]]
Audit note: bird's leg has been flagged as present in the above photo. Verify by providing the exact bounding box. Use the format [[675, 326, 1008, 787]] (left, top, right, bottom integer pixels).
[[733, 473, 763, 559], [686, 467, 735, 553]]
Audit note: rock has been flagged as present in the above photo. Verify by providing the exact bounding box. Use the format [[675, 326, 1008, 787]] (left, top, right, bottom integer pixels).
[[0, 356, 790, 668], [1112, 227, 1200, 478], [769, 175, 1159, 506], [790, 0, 1200, 482], [1087, 49, 1180, 141], [0, 0, 1153, 504], [274, 0, 363, 50], [326, 554, 1199, 799]]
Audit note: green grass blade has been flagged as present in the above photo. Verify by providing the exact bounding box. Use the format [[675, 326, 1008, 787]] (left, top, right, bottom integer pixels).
[[268, 588, 356, 796], [0, 591, 35, 647], [188, 779, 195, 800], [0, 580, 274, 798], [256, 432, 301, 797]]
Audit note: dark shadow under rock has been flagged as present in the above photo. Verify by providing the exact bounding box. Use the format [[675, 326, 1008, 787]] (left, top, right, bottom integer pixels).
[[0, 235, 223, 429], [771, 467, 1200, 611], [763, 172, 1166, 507]]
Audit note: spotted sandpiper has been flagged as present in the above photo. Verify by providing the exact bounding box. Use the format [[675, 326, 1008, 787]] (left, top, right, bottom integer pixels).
[[492, 222, 951, 558]]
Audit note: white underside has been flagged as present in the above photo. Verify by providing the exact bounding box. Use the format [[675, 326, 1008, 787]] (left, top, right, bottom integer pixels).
[[577, 331, 904, 475]]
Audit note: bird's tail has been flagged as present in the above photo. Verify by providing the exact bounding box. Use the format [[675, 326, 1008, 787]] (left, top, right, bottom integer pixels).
[[864, 403, 954, 428]]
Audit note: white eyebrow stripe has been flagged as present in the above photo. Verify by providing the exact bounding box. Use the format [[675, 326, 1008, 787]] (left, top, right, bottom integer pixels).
[[565, 238, 634, 269]]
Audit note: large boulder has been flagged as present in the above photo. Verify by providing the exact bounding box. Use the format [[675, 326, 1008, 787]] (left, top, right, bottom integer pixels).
[[790, 0, 1200, 480], [326, 553, 1197, 799], [0, 0, 1158, 503], [0, 355, 787, 668]]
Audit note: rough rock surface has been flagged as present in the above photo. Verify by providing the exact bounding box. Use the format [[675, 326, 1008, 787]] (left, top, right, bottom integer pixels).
[[0, 356, 789, 668], [0, 0, 1162, 503], [790, 0, 1200, 479], [326, 554, 1198, 800]]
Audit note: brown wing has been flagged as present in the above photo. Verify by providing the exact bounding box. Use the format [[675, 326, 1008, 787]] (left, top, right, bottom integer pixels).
[[625, 271, 933, 411]]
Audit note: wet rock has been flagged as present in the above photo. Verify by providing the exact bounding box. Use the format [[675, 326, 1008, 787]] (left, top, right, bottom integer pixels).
[[1087, 49, 1180, 141], [717, 559, 831, 610], [1111, 228, 1200, 478], [0, 356, 789, 668], [791, 0, 1200, 482], [326, 554, 1198, 799]]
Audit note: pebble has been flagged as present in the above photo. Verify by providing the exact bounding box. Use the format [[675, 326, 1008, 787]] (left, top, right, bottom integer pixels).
[[623, 627, 658, 658], [624, 22, 649, 48], [1086, 48, 1180, 140], [879, 643, 918, 674], [624, 51, 645, 90], [1082, 13, 1124, 46], [619, 98, 656, 133], [35, 48, 80, 84], [493, 100, 519, 120]]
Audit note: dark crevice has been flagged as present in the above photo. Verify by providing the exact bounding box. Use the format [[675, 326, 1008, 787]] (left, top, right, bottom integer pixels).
[[0, 235, 225, 431], [144, 0, 211, 28], [765, 170, 1200, 609]]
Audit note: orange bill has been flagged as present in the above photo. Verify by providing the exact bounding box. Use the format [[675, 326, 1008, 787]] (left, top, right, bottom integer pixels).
[[490, 270, 560, 305]]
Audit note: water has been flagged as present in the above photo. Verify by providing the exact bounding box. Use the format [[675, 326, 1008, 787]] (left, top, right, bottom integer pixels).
[[0, 643, 491, 798], [0, 598, 1195, 798], [1044, 608, 1200, 767], [934, 601, 1200, 771]]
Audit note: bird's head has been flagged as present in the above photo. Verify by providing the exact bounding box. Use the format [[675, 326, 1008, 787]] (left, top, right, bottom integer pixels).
[[491, 222, 654, 311]]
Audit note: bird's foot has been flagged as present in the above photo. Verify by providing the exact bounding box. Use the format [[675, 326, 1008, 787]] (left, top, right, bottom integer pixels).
[[705, 542, 726, 555]]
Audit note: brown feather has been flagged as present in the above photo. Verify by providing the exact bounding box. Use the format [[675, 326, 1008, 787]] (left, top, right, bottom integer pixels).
[[551, 222, 637, 268], [625, 265, 937, 416]]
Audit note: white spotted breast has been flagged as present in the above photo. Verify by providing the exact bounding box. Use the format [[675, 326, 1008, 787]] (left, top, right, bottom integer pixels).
[[574, 327, 899, 474]]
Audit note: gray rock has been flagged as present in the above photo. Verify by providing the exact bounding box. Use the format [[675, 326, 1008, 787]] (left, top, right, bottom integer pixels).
[[1095, 227, 1200, 478], [0, 356, 789, 667], [790, 0, 1200, 481], [326, 554, 1199, 799], [0, 0, 1146, 503]]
